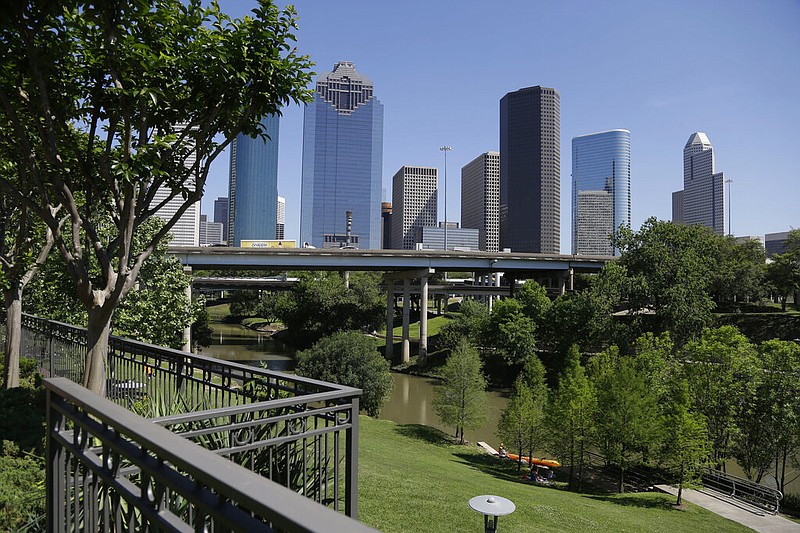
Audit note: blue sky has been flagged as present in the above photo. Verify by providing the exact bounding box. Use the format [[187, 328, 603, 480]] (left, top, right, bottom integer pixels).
[[203, 0, 800, 250]]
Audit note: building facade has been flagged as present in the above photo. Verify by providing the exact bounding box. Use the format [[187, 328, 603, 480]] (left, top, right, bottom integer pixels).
[[199, 214, 224, 245], [153, 123, 199, 246], [228, 114, 280, 247], [213, 197, 229, 244], [276, 196, 285, 240], [415, 226, 480, 252], [672, 132, 725, 235], [571, 129, 631, 255], [461, 151, 500, 252], [381, 202, 393, 249], [765, 231, 792, 257], [300, 61, 384, 249], [391, 166, 438, 250]]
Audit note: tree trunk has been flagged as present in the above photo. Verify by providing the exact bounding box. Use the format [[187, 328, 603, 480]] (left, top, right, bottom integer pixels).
[[677, 464, 685, 505], [619, 467, 625, 494], [84, 307, 112, 396], [3, 284, 22, 389]]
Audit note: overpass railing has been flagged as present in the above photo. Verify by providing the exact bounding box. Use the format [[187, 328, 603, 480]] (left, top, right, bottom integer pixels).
[[46, 377, 375, 532], [702, 468, 783, 514], [21, 314, 365, 525]]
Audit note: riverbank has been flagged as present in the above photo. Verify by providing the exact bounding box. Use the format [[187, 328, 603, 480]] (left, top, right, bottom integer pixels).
[[358, 416, 752, 532]]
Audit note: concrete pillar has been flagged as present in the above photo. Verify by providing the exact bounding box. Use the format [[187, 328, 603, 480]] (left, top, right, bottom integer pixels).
[[182, 266, 193, 352], [402, 278, 410, 363], [385, 280, 394, 361], [419, 276, 429, 365], [569, 267, 574, 292]]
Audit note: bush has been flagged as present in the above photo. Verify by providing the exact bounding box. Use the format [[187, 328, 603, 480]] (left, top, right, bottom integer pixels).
[[782, 491, 800, 517], [296, 331, 393, 417]]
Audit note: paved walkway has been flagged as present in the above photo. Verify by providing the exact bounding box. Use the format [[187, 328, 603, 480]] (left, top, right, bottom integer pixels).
[[655, 485, 800, 532]]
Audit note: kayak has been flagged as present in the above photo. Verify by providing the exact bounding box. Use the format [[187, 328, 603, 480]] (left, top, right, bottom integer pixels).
[[505, 453, 560, 468]]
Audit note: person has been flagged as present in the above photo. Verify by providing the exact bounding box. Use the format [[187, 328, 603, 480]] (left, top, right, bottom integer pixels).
[[498, 443, 507, 458]]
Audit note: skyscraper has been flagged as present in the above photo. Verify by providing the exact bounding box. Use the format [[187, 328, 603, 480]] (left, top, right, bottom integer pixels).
[[300, 61, 384, 249], [391, 166, 438, 250], [153, 123, 199, 246], [500, 86, 560, 253], [461, 151, 500, 252], [571, 129, 631, 255], [213, 197, 229, 244], [672, 132, 725, 235], [228, 114, 280, 246], [276, 196, 285, 240]]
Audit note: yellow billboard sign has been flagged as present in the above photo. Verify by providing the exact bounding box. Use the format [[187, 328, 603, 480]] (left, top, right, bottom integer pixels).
[[240, 240, 297, 249]]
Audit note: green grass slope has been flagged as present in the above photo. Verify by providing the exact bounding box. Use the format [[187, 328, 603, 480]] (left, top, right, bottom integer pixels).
[[358, 417, 750, 533]]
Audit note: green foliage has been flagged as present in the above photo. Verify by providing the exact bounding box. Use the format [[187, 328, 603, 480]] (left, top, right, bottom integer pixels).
[[228, 289, 261, 317], [484, 298, 537, 368], [545, 344, 597, 491], [274, 272, 385, 347], [436, 298, 489, 352], [711, 236, 767, 305], [589, 346, 661, 493], [766, 233, 800, 311], [296, 331, 392, 417], [0, 451, 45, 530], [432, 340, 488, 444], [516, 281, 551, 327], [681, 326, 759, 466]]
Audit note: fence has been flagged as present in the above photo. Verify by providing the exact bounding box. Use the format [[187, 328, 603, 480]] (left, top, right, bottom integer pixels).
[[702, 468, 783, 514], [19, 314, 370, 530]]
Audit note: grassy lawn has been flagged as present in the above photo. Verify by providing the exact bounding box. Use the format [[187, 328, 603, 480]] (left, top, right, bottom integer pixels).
[[358, 416, 751, 533], [374, 315, 451, 348]]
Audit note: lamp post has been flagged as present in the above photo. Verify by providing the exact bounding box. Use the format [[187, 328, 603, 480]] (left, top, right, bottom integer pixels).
[[468, 495, 515, 533], [440, 145, 452, 251]]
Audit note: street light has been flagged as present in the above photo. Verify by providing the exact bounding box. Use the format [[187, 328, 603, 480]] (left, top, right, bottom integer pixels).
[[440, 145, 452, 251], [468, 495, 515, 533]]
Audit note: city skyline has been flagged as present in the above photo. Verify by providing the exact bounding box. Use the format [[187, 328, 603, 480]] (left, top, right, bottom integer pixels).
[[201, 1, 800, 249]]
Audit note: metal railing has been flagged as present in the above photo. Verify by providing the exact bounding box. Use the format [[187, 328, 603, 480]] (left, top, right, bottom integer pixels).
[[20, 314, 369, 530], [702, 468, 783, 514], [45, 377, 376, 532]]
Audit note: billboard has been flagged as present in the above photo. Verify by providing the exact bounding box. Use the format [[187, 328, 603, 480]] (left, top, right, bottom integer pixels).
[[239, 240, 297, 249]]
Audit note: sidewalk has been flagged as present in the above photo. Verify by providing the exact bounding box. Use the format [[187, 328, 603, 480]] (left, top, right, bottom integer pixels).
[[654, 485, 800, 533]]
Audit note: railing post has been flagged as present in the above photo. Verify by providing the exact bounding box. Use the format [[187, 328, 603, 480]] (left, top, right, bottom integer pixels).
[[46, 388, 64, 532], [346, 397, 359, 519], [48, 320, 55, 377]]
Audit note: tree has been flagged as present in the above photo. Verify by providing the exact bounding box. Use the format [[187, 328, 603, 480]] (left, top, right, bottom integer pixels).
[[0, 1, 312, 393], [437, 298, 489, 352], [589, 346, 660, 493], [614, 218, 719, 345], [272, 272, 385, 347], [682, 326, 758, 468], [295, 331, 392, 417], [710, 236, 766, 305], [498, 355, 549, 473], [483, 298, 537, 368], [516, 281, 551, 329], [545, 345, 596, 492], [432, 340, 488, 444], [659, 378, 710, 506], [766, 249, 800, 311]]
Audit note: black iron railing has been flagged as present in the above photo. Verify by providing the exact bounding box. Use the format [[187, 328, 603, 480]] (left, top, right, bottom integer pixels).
[[45, 378, 375, 532], [20, 314, 370, 530]]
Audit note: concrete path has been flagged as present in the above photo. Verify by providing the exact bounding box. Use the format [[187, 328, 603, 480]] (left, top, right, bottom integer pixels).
[[655, 485, 800, 532]]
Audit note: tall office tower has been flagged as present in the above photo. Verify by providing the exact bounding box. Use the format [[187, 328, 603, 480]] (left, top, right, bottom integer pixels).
[[571, 129, 631, 255], [300, 61, 384, 249], [276, 196, 285, 240], [672, 132, 725, 235], [461, 151, 500, 252], [213, 197, 229, 244], [391, 166, 438, 250], [228, 115, 280, 246], [152, 123, 200, 246], [499, 86, 560, 253], [199, 214, 224, 245], [381, 202, 393, 249]]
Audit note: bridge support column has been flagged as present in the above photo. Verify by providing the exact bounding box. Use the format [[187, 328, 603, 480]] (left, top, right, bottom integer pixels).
[[183, 267, 193, 352], [385, 280, 394, 361], [402, 278, 410, 363], [419, 276, 428, 366]]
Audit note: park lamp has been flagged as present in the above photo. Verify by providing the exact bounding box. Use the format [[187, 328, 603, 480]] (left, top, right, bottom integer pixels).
[[468, 494, 515, 533]]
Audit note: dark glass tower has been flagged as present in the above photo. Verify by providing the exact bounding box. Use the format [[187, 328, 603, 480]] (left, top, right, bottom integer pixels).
[[499, 86, 560, 253], [300, 61, 384, 249], [228, 114, 280, 246]]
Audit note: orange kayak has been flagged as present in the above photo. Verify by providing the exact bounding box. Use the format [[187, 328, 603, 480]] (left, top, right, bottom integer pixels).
[[506, 453, 560, 468]]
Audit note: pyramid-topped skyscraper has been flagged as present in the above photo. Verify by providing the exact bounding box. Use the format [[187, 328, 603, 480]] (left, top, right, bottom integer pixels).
[[300, 61, 384, 249], [672, 132, 726, 235]]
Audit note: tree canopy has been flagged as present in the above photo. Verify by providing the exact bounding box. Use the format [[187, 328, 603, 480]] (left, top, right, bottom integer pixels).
[[0, 0, 313, 392]]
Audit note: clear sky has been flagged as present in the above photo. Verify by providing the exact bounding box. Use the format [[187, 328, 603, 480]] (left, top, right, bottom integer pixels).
[[202, 0, 800, 251]]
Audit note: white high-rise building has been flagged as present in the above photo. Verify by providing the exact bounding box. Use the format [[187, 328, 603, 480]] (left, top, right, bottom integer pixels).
[[276, 196, 285, 240], [461, 151, 500, 252], [153, 123, 200, 246], [391, 166, 438, 250], [672, 132, 725, 235]]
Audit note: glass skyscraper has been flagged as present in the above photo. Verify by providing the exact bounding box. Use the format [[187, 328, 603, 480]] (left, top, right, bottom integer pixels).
[[300, 61, 383, 249], [571, 129, 631, 255], [228, 114, 280, 246], [672, 132, 725, 235]]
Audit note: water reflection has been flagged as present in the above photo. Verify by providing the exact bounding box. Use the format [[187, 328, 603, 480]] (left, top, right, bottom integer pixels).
[[202, 321, 296, 371]]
